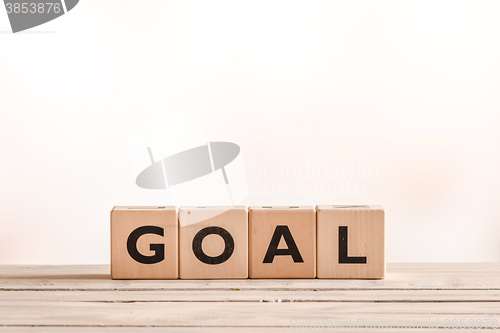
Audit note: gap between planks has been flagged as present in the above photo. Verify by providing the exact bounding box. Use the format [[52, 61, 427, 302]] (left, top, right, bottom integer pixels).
[[1, 289, 500, 302]]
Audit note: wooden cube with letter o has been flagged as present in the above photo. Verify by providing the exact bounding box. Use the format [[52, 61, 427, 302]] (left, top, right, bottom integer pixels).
[[179, 206, 248, 279], [248, 206, 316, 278], [110, 206, 178, 279]]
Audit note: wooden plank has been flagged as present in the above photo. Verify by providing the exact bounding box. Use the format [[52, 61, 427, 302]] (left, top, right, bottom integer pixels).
[[0, 301, 498, 327], [0, 326, 479, 333], [1, 289, 499, 302], [1, 264, 500, 290], [0, 264, 499, 332], [0, 328, 294, 333], [0, 326, 466, 333]]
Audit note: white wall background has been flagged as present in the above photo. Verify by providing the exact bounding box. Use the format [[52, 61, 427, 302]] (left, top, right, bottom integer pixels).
[[1, 0, 499, 264]]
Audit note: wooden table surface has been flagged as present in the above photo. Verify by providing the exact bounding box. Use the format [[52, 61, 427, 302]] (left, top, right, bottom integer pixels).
[[0, 263, 499, 332]]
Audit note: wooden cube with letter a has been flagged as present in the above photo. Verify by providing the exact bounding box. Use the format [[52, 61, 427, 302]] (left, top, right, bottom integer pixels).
[[249, 206, 316, 279], [111, 206, 178, 279], [316, 205, 385, 279], [179, 206, 248, 279]]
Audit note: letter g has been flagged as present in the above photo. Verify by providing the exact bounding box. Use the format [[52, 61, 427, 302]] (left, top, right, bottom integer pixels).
[[127, 226, 165, 264]]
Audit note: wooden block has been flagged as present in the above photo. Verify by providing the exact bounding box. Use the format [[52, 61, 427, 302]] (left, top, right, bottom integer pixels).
[[316, 205, 385, 279], [110, 206, 178, 279], [179, 206, 248, 279], [248, 206, 316, 279]]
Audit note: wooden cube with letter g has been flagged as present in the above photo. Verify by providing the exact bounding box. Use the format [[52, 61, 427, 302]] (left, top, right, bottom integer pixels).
[[110, 206, 178, 279]]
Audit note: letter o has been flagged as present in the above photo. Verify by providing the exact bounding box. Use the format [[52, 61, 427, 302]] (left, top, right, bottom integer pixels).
[[192, 226, 234, 265]]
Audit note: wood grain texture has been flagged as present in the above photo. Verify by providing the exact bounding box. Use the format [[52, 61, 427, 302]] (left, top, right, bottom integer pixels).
[[2, 264, 500, 290], [0, 329, 480, 333], [0, 264, 499, 332], [110, 207, 178, 279], [0, 301, 498, 325], [179, 207, 248, 279], [0, 329, 486, 333], [317, 205, 385, 279], [249, 206, 316, 278]]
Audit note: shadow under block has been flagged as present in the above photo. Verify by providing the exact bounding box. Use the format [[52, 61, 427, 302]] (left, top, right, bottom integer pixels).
[[316, 205, 385, 279], [249, 206, 316, 279], [110, 206, 178, 279], [179, 207, 248, 279]]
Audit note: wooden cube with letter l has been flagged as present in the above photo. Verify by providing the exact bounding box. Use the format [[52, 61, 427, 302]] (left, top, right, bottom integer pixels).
[[316, 205, 385, 279], [110, 206, 178, 279], [248, 206, 316, 278], [179, 206, 248, 279]]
